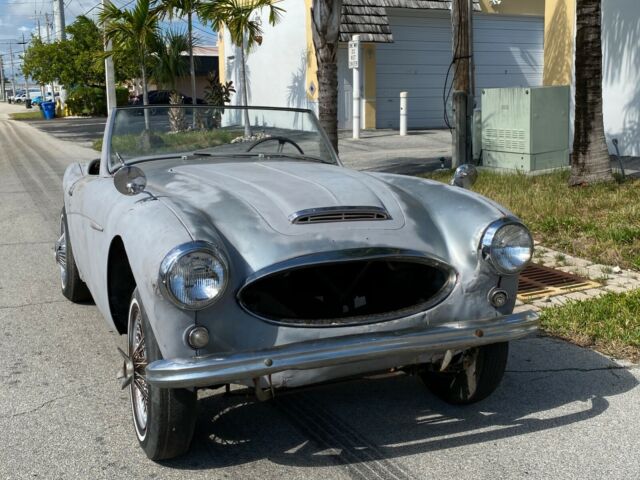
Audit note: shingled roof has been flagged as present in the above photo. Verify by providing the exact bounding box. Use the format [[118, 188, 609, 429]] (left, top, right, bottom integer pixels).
[[339, 0, 481, 43]]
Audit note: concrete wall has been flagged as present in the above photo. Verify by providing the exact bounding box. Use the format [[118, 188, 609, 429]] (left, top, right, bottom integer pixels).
[[545, 0, 640, 156], [222, 0, 314, 112], [602, 0, 640, 156]]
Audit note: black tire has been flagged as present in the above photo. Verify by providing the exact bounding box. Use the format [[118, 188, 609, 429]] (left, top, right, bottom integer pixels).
[[420, 342, 509, 405], [128, 288, 197, 461], [57, 208, 92, 303]]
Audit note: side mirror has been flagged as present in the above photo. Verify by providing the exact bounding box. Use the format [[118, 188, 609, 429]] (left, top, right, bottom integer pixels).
[[450, 164, 478, 189], [114, 165, 147, 196]]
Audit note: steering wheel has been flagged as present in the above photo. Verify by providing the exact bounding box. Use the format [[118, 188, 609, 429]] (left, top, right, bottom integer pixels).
[[246, 136, 305, 155]]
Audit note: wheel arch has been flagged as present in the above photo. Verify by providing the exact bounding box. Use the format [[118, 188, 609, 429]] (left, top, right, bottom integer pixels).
[[107, 235, 137, 334]]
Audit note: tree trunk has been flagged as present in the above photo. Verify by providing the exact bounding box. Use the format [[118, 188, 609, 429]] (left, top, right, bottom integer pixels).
[[188, 10, 198, 129], [569, 0, 613, 185], [141, 61, 150, 130], [240, 37, 252, 137], [311, 0, 342, 153], [317, 62, 338, 150]]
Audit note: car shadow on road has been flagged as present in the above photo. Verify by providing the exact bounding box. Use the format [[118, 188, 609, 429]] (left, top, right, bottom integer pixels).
[[162, 336, 637, 471]]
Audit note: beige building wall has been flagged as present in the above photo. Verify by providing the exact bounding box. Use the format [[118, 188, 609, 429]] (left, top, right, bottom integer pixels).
[[543, 0, 576, 86]]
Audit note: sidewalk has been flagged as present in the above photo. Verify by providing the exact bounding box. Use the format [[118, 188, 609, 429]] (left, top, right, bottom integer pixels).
[[0, 100, 34, 119], [338, 128, 451, 174]]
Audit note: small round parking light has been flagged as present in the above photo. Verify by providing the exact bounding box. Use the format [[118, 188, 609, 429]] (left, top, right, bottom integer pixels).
[[489, 289, 509, 308], [187, 326, 210, 349]]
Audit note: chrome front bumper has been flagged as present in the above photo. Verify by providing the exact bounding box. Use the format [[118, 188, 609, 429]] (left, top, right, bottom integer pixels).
[[145, 311, 539, 388]]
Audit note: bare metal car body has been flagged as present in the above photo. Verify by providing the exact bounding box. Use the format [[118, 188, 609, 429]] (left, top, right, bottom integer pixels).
[[58, 105, 537, 458]]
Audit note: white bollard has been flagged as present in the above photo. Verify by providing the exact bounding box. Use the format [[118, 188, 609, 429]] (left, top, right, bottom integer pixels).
[[400, 91, 408, 136]]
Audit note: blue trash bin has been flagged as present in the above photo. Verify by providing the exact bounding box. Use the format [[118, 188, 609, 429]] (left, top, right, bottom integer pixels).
[[42, 101, 55, 120]]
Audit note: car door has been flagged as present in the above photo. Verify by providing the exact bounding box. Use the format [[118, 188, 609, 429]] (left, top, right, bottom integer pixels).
[[66, 168, 117, 310]]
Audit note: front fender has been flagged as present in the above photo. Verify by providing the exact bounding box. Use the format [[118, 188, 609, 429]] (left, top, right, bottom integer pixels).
[[104, 195, 197, 359]]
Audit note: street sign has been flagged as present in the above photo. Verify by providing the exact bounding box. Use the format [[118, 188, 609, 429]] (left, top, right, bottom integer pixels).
[[348, 40, 359, 69]]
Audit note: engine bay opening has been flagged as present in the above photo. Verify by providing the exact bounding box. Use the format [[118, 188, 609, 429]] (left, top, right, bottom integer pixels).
[[239, 259, 452, 326]]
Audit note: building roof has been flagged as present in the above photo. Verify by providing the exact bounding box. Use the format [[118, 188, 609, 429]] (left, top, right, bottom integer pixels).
[[190, 45, 219, 57], [339, 0, 481, 43]]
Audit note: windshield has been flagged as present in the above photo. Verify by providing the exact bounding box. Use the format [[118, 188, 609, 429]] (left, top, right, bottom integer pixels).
[[108, 105, 339, 170]]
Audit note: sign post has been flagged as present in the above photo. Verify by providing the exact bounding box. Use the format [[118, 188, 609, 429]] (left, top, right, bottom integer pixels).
[[349, 35, 361, 140]]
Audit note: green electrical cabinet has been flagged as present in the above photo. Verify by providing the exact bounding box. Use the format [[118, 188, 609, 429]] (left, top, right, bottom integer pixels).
[[481, 86, 570, 172]]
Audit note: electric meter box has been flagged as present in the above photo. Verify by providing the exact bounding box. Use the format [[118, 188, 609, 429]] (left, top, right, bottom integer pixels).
[[481, 86, 570, 172]]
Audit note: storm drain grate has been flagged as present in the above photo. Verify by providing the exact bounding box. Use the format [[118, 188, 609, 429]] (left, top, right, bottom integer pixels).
[[517, 264, 600, 301]]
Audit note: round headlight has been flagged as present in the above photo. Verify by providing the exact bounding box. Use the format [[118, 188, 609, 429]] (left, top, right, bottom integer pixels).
[[480, 220, 533, 274], [159, 241, 228, 309]]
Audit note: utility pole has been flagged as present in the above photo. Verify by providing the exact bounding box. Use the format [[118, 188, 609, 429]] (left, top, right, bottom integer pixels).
[[18, 34, 31, 101], [35, 11, 45, 98], [53, 0, 66, 41], [53, 0, 67, 107], [103, 0, 117, 115], [8, 43, 17, 100], [349, 35, 361, 139], [45, 13, 52, 41], [450, 0, 473, 168], [0, 55, 6, 101], [44, 12, 55, 99]]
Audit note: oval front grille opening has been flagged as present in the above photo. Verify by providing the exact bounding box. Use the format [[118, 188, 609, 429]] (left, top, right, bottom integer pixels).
[[240, 260, 451, 326]]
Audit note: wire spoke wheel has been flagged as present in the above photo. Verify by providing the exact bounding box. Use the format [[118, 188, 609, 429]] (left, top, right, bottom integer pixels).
[[56, 215, 67, 289], [125, 288, 197, 460], [129, 299, 149, 440], [420, 342, 508, 405]]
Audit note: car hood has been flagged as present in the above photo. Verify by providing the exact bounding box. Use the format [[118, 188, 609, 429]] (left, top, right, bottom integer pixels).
[[144, 160, 504, 275]]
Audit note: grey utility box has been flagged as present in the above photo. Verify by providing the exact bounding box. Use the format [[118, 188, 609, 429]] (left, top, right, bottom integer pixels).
[[481, 86, 570, 172]]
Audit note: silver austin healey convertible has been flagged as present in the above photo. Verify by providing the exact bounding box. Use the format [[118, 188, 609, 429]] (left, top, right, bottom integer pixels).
[[56, 105, 538, 460]]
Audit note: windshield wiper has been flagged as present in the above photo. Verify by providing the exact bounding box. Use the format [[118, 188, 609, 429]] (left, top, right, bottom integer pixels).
[[192, 151, 257, 157], [256, 153, 333, 164]]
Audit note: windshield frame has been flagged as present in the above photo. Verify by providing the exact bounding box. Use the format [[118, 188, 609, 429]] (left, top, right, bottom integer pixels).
[[104, 105, 342, 174]]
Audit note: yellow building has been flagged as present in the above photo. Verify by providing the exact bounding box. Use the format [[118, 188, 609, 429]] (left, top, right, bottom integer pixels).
[[219, 1, 545, 130]]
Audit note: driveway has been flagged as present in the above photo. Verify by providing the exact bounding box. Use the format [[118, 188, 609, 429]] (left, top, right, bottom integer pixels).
[[0, 101, 639, 479]]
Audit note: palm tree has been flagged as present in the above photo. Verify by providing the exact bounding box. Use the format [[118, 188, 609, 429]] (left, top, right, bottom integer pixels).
[[199, 0, 284, 137], [151, 29, 190, 90], [152, 30, 190, 133], [100, 0, 160, 128], [569, 0, 613, 185], [153, 0, 201, 128], [310, 0, 342, 152]]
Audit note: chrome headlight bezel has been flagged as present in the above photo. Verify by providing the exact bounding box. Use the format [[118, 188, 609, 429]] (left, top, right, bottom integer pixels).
[[159, 241, 229, 310], [480, 219, 533, 275]]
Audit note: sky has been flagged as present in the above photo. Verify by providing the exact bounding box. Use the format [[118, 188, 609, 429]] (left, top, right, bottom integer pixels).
[[0, 0, 218, 85]]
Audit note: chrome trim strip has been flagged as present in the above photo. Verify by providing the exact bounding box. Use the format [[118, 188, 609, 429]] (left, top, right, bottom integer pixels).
[[288, 206, 391, 224], [145, 310, 540, 388]]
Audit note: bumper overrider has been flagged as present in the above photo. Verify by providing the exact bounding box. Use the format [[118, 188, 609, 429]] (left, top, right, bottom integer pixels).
[[145, 310, 539, 388]]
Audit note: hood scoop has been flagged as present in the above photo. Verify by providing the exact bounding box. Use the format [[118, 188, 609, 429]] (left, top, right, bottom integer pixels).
[[289, 206, 391, 225]]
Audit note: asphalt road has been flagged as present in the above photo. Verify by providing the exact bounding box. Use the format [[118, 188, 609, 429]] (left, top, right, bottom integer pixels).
[[26, 115, 107, 148], [1, 101, 639, 479]]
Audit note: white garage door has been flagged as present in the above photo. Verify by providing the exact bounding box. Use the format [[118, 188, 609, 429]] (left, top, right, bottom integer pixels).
[[376, 9, 544, 129]]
